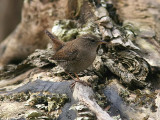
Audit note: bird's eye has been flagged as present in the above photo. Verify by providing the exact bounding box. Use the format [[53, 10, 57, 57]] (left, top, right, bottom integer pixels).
[[91, 40, 95, 42]]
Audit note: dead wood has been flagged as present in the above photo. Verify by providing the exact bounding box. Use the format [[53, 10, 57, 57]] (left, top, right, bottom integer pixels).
[[73, 82, 113, 120], [0, 0, 160, 120]]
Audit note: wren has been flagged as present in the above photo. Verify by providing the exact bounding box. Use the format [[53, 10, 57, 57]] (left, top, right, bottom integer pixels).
[[45, 30, 107, 85]]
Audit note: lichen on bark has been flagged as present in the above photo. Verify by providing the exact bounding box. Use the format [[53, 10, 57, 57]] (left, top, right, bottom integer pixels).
[[0, 0, 160, 120]]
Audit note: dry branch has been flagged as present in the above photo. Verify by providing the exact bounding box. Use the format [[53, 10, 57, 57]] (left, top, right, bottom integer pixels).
[[73, 82, 113, 120]]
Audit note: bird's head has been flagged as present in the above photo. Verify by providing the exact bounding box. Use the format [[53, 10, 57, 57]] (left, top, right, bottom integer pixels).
[[78, 34, 107, 49]]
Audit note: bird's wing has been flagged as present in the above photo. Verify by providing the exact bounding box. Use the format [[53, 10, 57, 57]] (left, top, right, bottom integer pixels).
[[52, 47, 78, 61]]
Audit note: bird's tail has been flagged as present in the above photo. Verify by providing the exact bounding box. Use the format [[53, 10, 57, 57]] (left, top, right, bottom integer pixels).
[[44, 30, 55, 40], [44, 30, 64, 51]]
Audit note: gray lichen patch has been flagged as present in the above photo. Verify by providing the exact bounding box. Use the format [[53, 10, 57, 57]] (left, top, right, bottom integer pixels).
[[0, 92, 68, 120], [26, 92, 68, 119], [25, 109, 56, 120], [132, 89, 157, 109], [26, 92, 68, 110], [52, 20, 79, 42], [51, 19, 100, 42], [0, 92, 30, 102], [95, 92, 108, 108], [119, 88, 157, 113]]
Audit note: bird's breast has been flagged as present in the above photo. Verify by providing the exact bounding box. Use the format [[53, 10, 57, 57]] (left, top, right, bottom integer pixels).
[[64, 50, 96, 73]]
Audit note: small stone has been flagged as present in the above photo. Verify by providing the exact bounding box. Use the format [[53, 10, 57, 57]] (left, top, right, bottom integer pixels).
[[101, 0, 107, 7], [124, 39, 140, 50], [95, 7, 109, 18], [111, 37, 123, 44], [99, 16, 110, 23], [97, 48, 104, 56], [103, 30, 112, 40], [35, 104, 47, 110], [100, 26, 113, 40], [112, 28, 121, 38], [104, 22, 113, 29]]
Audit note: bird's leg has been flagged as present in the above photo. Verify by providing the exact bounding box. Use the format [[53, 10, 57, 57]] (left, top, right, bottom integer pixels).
[[65, 72, 91, 88], [65, 71, 79, 82], [74, 73, 91, 86], [65, 72, 78, 88], [74, 73, 80, 81], [65, 72, 75, 80]]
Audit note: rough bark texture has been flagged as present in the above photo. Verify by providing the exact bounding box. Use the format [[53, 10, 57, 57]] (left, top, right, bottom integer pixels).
[[0, 0, 160, 120], [0, 0, 67, 68]]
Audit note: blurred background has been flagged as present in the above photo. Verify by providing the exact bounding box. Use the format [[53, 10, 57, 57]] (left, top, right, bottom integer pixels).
[[0, 0, 23, 42]]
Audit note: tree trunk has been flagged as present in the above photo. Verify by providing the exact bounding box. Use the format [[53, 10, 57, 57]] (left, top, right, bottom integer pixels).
[[0, 0, 23, 42]]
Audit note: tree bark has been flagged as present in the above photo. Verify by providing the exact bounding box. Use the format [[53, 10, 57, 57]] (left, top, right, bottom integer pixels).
[[0, 0, 160, 120]]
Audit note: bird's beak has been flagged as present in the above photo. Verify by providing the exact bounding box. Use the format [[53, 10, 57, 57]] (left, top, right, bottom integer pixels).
[[98, 40, 108, 45]]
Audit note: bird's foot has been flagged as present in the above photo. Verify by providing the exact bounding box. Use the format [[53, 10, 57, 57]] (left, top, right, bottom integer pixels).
[[70, 79, 91, 88]]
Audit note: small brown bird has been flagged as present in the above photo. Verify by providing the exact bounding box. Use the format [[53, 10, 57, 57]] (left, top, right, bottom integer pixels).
[[45, 30, 107, 85]]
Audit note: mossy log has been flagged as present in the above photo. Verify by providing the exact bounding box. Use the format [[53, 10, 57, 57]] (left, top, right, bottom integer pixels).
[[0, 0, 160, 120]]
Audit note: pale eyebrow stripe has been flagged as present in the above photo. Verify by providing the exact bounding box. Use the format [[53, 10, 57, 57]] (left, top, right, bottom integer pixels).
[[82, 36, 95, 40]]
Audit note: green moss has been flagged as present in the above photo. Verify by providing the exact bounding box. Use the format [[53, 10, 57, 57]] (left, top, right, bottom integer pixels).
[[52, 19, 100, 42], [26, 92, 68, 112], [26, 111, 42, 119], [133, 89, 157, 108], [47, 93, 68, 112], [0, 92, 68, 119], [119, 89, 130, 97], [0, 92, 30, 102], [52, 20, 78, 42], [119, 88, 157, 111], [95, 92, 107, 108]]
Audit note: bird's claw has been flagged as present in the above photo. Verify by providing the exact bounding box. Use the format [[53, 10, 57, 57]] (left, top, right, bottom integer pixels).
[[70, 79, 91, 89]]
